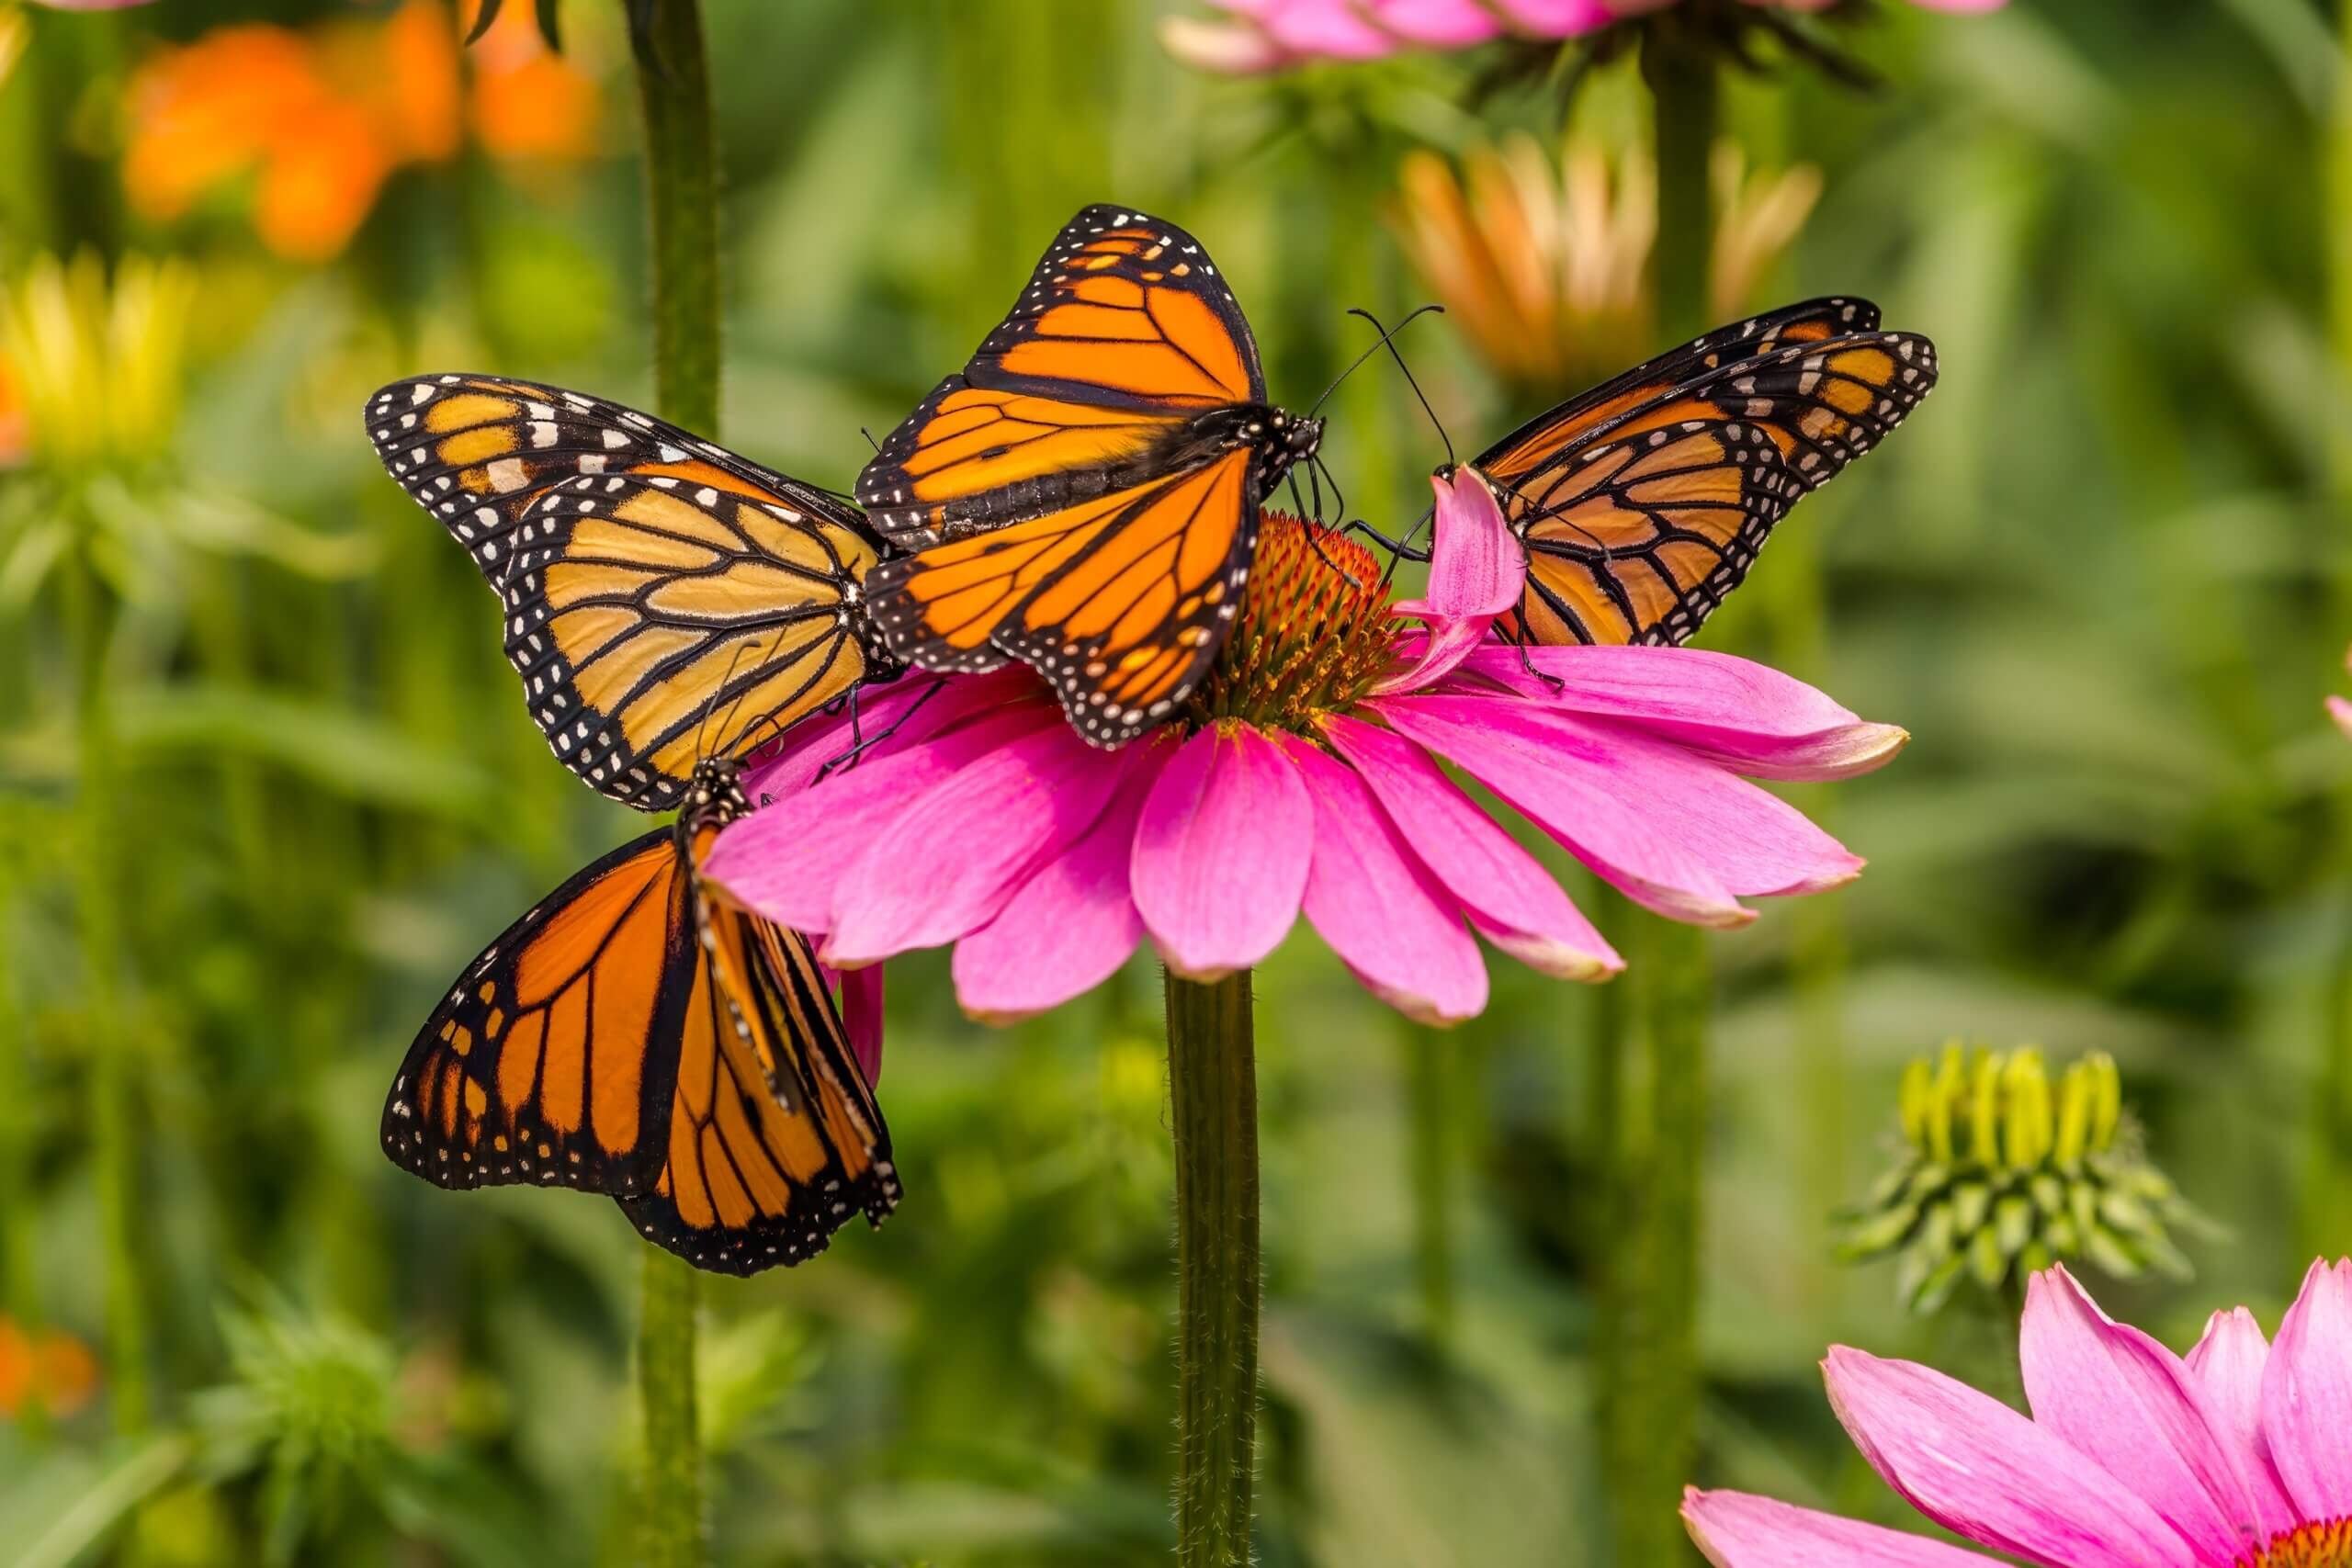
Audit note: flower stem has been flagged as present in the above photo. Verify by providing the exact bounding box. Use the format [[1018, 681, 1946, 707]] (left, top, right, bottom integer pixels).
[[1590, 38, 1719, 1565], [2313, 0, 2352, 1268], [628, 2, 720, 1562], [1406, 1029, 1456, 1348], [1164, 969, 1261, 1568], [63, 547, 148, 1438]]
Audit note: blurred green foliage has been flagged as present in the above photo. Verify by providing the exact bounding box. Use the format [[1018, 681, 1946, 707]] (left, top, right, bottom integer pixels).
[[1, 1, 2346, 1563]]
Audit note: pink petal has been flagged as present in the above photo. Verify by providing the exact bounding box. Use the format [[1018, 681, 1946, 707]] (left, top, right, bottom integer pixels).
[[742, 669, 1039, 802], [1282, 738, 1487, 1025], [951, 736, 1175, 1024], [1225, 0, 1404, 57], [1319, 713, 1619, 979], [1133, 722, 1312, 979], [1905, 0, 2007, 10], [1454, 644, 1908, 782], [1374, 470, 1525, 695], [2261, 1258, 2352, 1523], [1367, 0, 1518, 44], [2329, 694, 2352, 741], [2186, 1307, 2301, 1538], [707, 705, 1057, 935], [1681, 1489, 1999, 1568], [1824, 1348, 2199, 1568], [1374, 694, 1866, 926], [2018, 1267, 2263, 1562], [821, 721, 1127, 967], [1159, 16, 1292, 71], [835, 963, 886, 1086]]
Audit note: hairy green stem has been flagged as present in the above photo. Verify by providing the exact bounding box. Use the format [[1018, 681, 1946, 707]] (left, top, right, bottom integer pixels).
[[629, 2, 719, 1562], [1166, 970, 1261, 1568]]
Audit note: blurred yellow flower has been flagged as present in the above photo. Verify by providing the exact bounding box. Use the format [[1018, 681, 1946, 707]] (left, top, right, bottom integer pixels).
[[1392, 133, 1822, 394], [122, 0, 598, 264], [0, 250, 196, 475]]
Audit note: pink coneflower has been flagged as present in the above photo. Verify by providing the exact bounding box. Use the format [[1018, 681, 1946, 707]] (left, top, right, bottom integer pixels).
[[706, 469, 1904, 1028], [1164, 0, 2001, 73], [1684, 1260, 2352, 1568]]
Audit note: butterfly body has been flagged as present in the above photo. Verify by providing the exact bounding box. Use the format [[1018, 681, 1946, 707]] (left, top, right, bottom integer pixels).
[[856, 204, 1308, 746], [382, 754, 898, 1275], [1464, 299, 1938, 649]]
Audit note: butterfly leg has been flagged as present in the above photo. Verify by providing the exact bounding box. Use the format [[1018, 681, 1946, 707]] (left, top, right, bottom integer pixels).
[[1501, 622, 1565, 694], [815, 677, 945, 783], [1283, 468, 1368, 590]]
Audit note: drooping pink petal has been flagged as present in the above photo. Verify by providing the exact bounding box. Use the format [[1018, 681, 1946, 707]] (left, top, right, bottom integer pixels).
[[1282, 737, 1487, 1025], [1159, 15, 1291, 71], [742, 669, 1039, 802], [1453, 644, 1907, 782], [1319, 712, 1619, 979], [1824, 1347, 2199, 1568], [1493, 0, 1617, 31], [834, 963, 886, 1086], [2262, 1258, 2352, 1523], [1375, 694, 1865, 924], [1374, 469, 1527, 696], [2330, 694, 2352, 741], [2018, 1267, 2263, 1562], [952, 735, 1176, 1023], [2185, 1307, 2301, 1538], [1681, 1489, 1999, 1568], [1219, 0, 1408, 57], [1132, 722, 1313, 979], [707, 705, 1058, 935], [821, 720, 1129, 968]]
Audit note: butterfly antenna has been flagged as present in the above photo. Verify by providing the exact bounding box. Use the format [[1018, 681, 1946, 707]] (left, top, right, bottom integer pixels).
[[1306, 302, 1445, 419], [1348, 306, 1454, 470], [860, 426, 882, 456]]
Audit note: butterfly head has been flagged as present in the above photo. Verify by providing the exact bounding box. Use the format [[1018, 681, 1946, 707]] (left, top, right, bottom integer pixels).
[[681, 755, 753, 830]]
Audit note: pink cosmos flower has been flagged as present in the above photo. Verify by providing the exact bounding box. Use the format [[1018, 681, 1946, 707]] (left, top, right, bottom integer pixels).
[[1164, 0, 2000, 72], [1684, 1259, 2352, 1568], [707, 472, 1902, 1028]]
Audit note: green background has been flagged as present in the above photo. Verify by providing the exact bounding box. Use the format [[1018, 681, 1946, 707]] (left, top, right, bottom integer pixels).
[[2, 1, 2345, 1562]]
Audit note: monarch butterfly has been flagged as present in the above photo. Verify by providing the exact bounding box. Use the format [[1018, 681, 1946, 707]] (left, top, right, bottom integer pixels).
[[1453, 299, 1937, 648], [855, 204, 1322, 747], [364, 376, 900, 810], [383, 755, 898, 1275]]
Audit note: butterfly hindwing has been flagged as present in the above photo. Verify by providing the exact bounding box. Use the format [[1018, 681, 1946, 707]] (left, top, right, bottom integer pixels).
[[365, 375, 889, 808], [382, 828, 695, 1197], [1477, 306, 1937, 647], [864, 450, 1257, 741]]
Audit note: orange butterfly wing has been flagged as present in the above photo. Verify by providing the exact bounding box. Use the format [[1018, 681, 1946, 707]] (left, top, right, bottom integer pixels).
[[1476, 305, 1937, 647], [365, 376, 887, 808], [383, 829, 694, 1195], [864, 451, 1255, 742], [857, 204, 1266, 545], [617, 819, 899, 1276]]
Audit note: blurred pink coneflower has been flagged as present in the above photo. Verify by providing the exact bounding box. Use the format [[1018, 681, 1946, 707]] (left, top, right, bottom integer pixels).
[[1164, 0, 2003, 73], [1685, 1259, 2352, 1568], [707, 470, 1903, 1029]]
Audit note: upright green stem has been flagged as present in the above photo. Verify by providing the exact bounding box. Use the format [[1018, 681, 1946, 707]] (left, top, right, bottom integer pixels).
[[1591, 37, 1719, 1566], [1165, 970, 1261, 1568], [64, 549, 147, 1437], [2313, 0, 2352, 1269], [629, 4, 719, 1562]]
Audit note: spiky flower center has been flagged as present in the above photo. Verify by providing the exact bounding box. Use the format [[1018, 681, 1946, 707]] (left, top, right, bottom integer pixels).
[[2248, 1519, 2352, 1568], [1192, 512, 1396, 732]]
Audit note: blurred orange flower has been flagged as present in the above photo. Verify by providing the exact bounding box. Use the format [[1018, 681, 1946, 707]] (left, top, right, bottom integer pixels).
[[123, 0, 598, 263], [0, 1318, 100, 1420]]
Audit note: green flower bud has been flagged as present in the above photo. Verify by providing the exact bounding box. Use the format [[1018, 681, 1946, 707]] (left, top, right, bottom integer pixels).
[[1835, 1044, 2206, 1313]]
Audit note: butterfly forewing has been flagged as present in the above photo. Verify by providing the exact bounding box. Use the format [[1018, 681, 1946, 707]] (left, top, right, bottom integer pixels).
[[1476, 305, 1937, 649], [382, 829, 695, 1196], [364, 374, 889, 807]]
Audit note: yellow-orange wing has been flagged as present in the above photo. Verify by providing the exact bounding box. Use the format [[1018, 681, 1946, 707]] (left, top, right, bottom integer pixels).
[[617, 818, 898, 1275], [857, 204, 1265, 544], [865, 451, 1255, 744], [383, 829, 695, 1195], [364, 376, 888, 809], [1477, 310, 1937, 646]]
